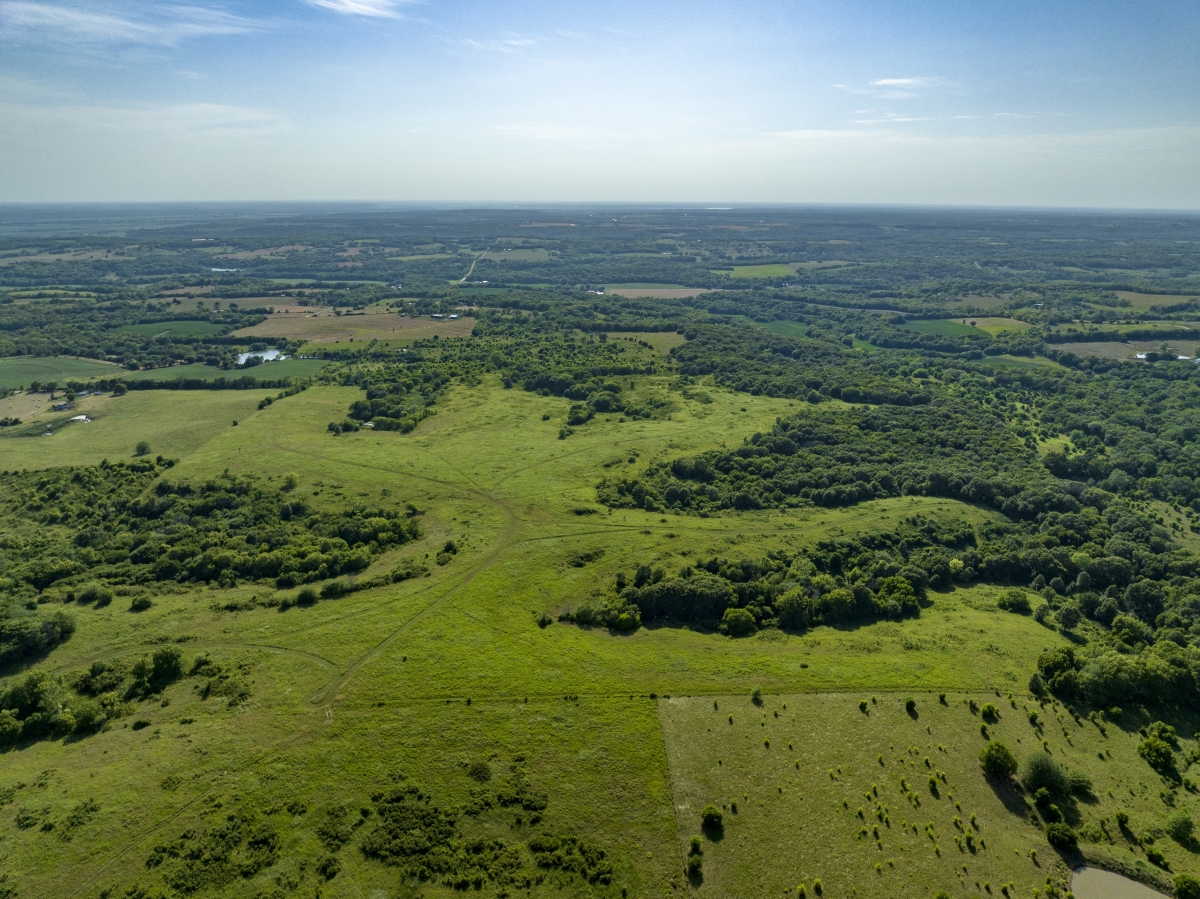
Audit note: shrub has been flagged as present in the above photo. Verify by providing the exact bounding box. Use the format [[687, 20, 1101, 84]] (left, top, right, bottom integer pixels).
[[1020, 752, 1069, 796], [1175, 874, 1200, 899], [905, 697, 917, 714], [77, 583, 112, 606], [979, 741, 1018, 779], [996, 589, 1031, 614], [1166, 809, 1194, 843], [688, 835, 702, 856], [317, 855, 341, 880], [1057, 603, 1082, 630], [135, 440, 151, 457], [1033, 603, 1050, 624], [686, 854, 702, 877], [1138, 736, 1176, 775], [1045, 823, 1077, 849], [719, 607, 756, 637], [296, 587, 318, 606], [129, 596, 152, 612], [700, 805, 723, 830], [980, 703, 999, 722], [1068, 770, 1093, 797]]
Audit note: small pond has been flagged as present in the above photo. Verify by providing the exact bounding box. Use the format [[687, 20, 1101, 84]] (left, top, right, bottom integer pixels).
[[236, 349, 284, 365], [1071, 866, 1167, 899]]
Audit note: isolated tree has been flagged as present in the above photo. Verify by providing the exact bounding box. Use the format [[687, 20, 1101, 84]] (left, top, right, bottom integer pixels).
[[979, 741, 1018, 779], [135, 440, 151, 456]]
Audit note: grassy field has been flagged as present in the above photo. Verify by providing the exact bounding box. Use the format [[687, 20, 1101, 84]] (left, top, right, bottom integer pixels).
[[661, 685, 1194, 899], [234, 311, 475, 344], [0, 355, 125, 389], [0, 389, 273, 468], [605, 287, 719, 299], [1, 377, 1196, 898], [121, 358, 328, 381], [607, 331, 688, 354], [117, 320, 226, 338], [724, 264, 796, 279], [1114, 291, 1199, 311], [902, 319, 990, 338]]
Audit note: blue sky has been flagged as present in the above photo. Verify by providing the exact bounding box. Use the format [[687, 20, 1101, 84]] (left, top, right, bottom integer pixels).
[[1, 0, 1198, 206]]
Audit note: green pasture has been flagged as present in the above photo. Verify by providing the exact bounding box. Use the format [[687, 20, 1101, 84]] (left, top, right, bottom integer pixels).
[[724, 264, 796, 279], [902, 319, 990, 338], [117, 320, 226, 338], [661, 685, 1194, 899], [0, 355, 124, 389], [1, 378, 1196, 897], [121, 358, 327, 382], [0, 389, 272, 469]]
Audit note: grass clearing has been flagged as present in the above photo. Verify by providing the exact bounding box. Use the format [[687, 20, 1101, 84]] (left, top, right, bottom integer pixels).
[[117, 320, 226, 338], [660, 687, 1194, 898], [0, 355, 125, 389], [725, 264, 796, 279], [0, 389, 272, 469], [1114, 291, 1199, 310], [121, 358, 328, 381], [234, 311, 475, 344], [902, 319, 990, 338]]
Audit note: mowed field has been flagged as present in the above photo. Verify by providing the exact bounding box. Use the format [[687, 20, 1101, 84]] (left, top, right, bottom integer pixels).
[[234, 310, 476, 344], [1, 378, 1196, 898]]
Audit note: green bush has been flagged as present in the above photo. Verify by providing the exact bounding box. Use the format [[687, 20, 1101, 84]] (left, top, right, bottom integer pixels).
[[720, 607, 756, 637], [1138, 736, 1176, 775], [1166, 809, 1194, 843], [979, 741, 1018, 779], [1044, 823, 1077, 849], [700, 805, 723, 830], [1175, 873, 1200, 899], [996, 589, 1031, 614], [1020, 752, 1069, 796]]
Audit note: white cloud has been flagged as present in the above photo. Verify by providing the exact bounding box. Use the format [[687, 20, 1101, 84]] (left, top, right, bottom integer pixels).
[[305, 0, 409, 18], [0, 100, 285, 135], [0, 1, 257, 45], [870, 77, 932, 87]]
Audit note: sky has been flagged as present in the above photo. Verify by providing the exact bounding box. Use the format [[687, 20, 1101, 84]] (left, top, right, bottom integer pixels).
[[1, 0, 1198, 207]]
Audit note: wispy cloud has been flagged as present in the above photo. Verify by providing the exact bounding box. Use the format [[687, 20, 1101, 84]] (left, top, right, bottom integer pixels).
[[463, 33, 536, 52], [834, 77, 942, 100], [0, 1, 257, 45], [305, 0, 410, 18], [1, 100, 285, 135], [870, 77, 933, 87]]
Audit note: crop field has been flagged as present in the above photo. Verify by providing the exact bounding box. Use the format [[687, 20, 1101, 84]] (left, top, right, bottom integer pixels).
[[233, 311, 475, 344], [117, 321, 226, 338], [0, 355, 125, 389]]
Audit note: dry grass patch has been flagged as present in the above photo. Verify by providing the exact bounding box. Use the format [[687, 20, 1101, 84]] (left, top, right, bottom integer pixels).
[[234, 312, 475, 344]]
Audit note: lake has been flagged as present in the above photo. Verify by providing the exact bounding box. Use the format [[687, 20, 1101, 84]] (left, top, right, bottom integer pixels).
[[1071, 866, 1167, 899]]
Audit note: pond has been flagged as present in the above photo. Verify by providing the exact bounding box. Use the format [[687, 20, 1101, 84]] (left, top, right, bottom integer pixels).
[[1071, 866, 1167, 899], [236, 349, 284, 365]]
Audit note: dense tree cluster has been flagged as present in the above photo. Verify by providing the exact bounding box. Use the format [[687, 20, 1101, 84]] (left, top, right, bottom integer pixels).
[[0, 460, 420, 600]]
